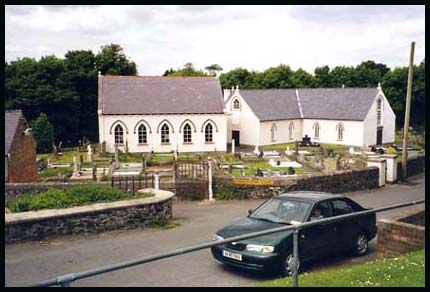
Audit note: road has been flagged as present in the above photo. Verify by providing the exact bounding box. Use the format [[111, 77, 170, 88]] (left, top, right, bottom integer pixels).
[[5, 174, 425, 287]]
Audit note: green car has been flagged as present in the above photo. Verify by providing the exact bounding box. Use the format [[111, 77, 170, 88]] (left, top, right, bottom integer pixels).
[[211, 192, 376, 276]]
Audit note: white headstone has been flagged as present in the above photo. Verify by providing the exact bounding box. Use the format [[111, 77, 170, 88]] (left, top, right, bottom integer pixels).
[[232, 139, 235, 154], [73, 156, 78, 174], [253, 145, 259, 155], [349, 147, 355, 155]]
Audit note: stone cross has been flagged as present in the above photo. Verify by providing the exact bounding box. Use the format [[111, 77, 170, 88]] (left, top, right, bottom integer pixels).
[[154, 172, 160, 190], [208, 159, 214, 202], [232, 139, 235, 154]]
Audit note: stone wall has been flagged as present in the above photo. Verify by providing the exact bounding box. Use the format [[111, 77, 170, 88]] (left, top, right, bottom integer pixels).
[[397, 154, 425, 179], [213, 167, 379, 199], [377, 206, 425, 258], [5, 189, 174, 243]]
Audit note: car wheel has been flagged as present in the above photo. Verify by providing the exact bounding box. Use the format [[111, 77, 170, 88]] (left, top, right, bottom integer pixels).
[[280, 253, 300, 277], [353, 233, 368, 256]]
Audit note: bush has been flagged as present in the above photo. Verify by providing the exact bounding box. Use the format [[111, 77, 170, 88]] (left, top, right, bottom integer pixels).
[[6, 183, 132, 212], [31, 113, 54, 153]]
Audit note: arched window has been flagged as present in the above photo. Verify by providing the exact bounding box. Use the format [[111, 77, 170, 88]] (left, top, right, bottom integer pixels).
[[161, 124, 170, 143], [183, 123, 192, 143], [337, 123, 344, 141], [233, 99, 240, 110], [271, 123, 277, 141], [377, 98, 383, 126], [313, 122, 320, 139], [289, 122, 294, 140], [205, 123, 213, 142], [114, 124, 124, 144], [138, 124, 147, 144]]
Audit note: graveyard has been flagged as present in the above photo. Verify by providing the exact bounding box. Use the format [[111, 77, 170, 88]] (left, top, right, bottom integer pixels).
[[34, 137, 410, 182]]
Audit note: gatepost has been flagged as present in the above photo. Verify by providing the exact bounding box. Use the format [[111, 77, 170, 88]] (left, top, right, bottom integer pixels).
[[367, 157, 387, 187], [382, 154, 398, 183]]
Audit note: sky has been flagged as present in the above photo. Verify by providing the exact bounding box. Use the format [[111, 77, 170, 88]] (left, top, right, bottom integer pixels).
[[5, 5, 425, 75]]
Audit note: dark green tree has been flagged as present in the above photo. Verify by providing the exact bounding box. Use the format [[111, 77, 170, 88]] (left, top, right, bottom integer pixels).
[[95, 44, 137, 75], [165, 63, 209, 77], [314, 65, 332, 87], [31, 113, 55, 153], [205, 64, 223, 76]]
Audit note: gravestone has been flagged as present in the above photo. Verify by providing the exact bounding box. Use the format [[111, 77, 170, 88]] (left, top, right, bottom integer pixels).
[[87, 144, 93, 162], [114, 145, 119, 169], [73, 156, 78, 174]]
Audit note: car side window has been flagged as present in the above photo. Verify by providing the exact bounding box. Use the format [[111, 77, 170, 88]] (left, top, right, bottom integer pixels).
[[332, 199, 353, 216], [309, 201, 332, 221]]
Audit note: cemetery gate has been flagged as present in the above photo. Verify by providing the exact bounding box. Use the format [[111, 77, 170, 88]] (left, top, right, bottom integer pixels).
[[174, 161, 209, 200]]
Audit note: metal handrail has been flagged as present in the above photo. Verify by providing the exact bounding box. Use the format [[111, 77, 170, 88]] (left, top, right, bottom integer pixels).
[[31, 199, 425, 287]]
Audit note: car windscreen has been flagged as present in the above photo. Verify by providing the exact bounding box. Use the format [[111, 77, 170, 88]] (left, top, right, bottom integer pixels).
[[250, 198, 312, 224]]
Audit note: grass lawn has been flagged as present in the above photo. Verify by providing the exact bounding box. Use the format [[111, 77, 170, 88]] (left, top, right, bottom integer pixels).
[[256, 249, 425, 287]]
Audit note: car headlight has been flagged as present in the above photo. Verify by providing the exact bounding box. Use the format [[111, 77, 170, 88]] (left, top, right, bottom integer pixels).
[[213, 234, 224, 241], [246, 244, 274, 253]]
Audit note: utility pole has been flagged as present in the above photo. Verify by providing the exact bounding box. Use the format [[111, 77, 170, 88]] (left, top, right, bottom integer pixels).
[[401, 41, 415, 181]]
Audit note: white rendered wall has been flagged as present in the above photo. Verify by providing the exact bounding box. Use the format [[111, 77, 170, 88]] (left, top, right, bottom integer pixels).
[[99, 114, 227, 153], [258, 119, 302, 146], [225, 92, 260, 146], [302, 119, 364, 147], [362, 91, 396, 146]]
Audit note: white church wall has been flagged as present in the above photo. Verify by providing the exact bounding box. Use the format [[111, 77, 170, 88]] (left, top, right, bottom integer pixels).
[[362, 91, 396, 146], [258, 119, 302, 146], [225, 92, 260, 146], [302, 119, 364, 147], [99, 113, 227, 153]]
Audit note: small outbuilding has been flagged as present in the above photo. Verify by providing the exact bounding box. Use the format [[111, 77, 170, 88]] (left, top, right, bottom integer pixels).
[[5, 110, 38, 183]]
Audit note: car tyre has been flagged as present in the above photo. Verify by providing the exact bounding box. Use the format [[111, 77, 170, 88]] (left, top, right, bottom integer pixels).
[[353, 232, 368, 256], [279, 253, 300, 277]]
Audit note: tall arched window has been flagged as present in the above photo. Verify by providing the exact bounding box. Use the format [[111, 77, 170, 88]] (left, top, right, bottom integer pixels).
[[337, 123, 344, 141], [114, 124, 124, 144], [313, 122, 320, 139], [205, 123, 213, 142], [161, 124, 170, 143], [233, 99, 240, 110], [138, 124, 147, 144], [183, 123, 192, 143], [289, 122, 294, 140], [377, 98, 382, 126], [271, 123, 277, 141]]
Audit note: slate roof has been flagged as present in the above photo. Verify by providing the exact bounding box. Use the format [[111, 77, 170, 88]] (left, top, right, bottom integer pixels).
[[98, 76, 225, 115], [239, 89, 301, 121], [298, 88, 379, 121], [239, 88, 378, 122], [5, 110, 22, 155]]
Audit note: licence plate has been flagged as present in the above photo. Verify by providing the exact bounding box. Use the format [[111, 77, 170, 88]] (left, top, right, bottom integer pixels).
[[222, 250, 242, 261]]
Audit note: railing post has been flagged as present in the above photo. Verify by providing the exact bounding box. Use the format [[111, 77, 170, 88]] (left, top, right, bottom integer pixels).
[[293, 228, 299, 287]]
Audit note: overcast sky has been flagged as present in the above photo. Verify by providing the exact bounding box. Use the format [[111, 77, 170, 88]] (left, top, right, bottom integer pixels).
[[5, 5, 425, 75]]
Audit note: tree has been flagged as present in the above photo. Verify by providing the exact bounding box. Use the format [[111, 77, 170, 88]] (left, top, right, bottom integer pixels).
[[64, 50, 98, 142], [95, 44, 137, 75], [32, 113, 54, 153], [314, 65, 331, 87], [164, 63, 209, 77], [260, 65, 293, 88], [205, 64, 223, 76], [288, 68, 318, 88]]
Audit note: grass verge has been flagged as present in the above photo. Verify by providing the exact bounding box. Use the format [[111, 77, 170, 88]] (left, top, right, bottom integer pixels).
[[256, 249, 425, 287]]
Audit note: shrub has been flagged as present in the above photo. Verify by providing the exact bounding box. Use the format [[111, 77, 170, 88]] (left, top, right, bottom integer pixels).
[[31, 113, 54, 153], [8, 189, 72, 212], [67, 183, 127, 204]]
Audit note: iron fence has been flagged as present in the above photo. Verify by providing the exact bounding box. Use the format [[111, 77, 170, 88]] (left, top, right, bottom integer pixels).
[[111, 173, 154, 195], [31, 199, 425, 287]]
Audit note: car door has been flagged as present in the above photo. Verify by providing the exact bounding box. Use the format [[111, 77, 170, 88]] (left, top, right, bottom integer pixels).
[[330, 199, 356, 251], [300, 200, 336, 261]]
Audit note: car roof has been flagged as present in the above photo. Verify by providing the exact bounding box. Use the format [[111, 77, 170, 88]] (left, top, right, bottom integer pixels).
[[276, 191, 344, 203]]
